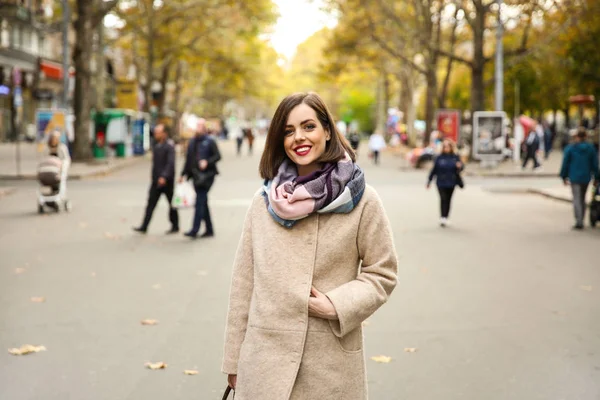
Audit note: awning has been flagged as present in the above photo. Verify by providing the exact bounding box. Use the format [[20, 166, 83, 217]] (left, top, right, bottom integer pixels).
[[40, 60, 63, 80]]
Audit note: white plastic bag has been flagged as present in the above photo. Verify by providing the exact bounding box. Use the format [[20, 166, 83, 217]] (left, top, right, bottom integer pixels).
[[172, 181, 196, 209]]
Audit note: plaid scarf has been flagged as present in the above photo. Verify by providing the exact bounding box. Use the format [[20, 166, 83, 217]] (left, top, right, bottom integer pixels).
[[263, 153, 365, 228]]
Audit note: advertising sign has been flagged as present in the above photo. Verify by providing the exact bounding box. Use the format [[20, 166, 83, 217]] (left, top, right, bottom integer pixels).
[[436, 109, 460, 143], [35, 109, 67, 142], [115, 80, 138, 110], [473, 111, 507, 160]]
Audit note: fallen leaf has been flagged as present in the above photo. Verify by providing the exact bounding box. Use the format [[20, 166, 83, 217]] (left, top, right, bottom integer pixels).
[[8, 345, 46, 356], [15, 268, 26, 274], [145, 362, 167, 370], [30, 297, 46, 303], [421, 267, 429, 274], [370, 355, 392, 363], [184, 370, 199, 375], [141, 319, 159, 325], [151, 284, 161, 290], [103, 232, 121, 240], [580, 286, 593, 292], [120, 217, 127, 223], [404, 348, 418, 353]]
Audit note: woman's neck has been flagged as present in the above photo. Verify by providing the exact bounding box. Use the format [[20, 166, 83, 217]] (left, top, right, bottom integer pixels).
[[296, 163, 321, 177]]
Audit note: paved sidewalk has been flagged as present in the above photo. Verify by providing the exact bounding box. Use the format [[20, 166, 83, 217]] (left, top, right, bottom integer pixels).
[[529, 184, 596, 205], [465, 151, 562, 178], [0, 142, 146, 180]]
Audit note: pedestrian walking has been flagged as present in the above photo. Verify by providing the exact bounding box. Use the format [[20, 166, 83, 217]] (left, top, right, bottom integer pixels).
[[368, 130, 386, 164], [235, 125, 244, 156], [179, 118, 221, 239], [222, 92, 398, 400], [244, 125, 255, 155], [427, 139, 464, 227], [133, 124, 179, 234], [522, 129, 541, 170], [347, 130, 360, 152], [543, 120, 553, 159], [559, 128, 600, 230]]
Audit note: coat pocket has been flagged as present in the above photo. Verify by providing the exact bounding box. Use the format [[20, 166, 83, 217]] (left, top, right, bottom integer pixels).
[[331, 325, 363, 354]]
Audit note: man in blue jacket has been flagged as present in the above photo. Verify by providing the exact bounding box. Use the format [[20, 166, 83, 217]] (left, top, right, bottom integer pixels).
[[559, 128, 600, 229]]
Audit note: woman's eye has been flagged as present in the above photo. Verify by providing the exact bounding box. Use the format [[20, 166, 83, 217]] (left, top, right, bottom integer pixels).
[[285, 130, 294, 136], [304, 124, 316, 130]]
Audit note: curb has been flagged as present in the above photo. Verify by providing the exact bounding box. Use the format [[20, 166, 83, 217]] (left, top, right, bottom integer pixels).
[[465, 171, 558, 178], [0, 157, 145, 181], [527, 188, 571, 204]]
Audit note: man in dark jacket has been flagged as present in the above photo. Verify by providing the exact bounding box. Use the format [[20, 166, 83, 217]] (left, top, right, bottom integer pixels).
[[179, 119, 221, 239], [522, 129, 541, 170], [560, 128, 600, 229], [133, 124, 179, 234]]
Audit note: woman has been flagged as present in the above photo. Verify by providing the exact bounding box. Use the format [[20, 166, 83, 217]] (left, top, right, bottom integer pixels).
[[426, 139, 463, 227], [48, 130, 70, 162], [222, 92, 398, 399]]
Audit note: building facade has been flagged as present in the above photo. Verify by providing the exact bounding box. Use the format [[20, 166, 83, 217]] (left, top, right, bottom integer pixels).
[[0, 0, 70, 142]]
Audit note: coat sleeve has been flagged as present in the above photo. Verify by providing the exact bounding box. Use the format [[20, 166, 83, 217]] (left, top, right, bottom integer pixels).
[[222, 203, 255, 375], [207, 138, 222, 167], [161, 144, 175, 179], [326, 191, 398, 338], [428, 158, 438, 183], [560, 147, 571, 179], [591, 147, 599, 181]]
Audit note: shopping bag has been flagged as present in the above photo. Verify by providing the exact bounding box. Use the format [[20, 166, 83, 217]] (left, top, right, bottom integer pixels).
[[172, 181, 196, 209]]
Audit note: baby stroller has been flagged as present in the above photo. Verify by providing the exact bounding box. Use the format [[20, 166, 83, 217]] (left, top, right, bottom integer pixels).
[[590, 181, 600, 228], [37, 155, 71, 213]]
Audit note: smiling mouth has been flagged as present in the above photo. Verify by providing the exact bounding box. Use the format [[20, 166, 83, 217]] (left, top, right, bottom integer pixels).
[[294, 146, 312, 156]]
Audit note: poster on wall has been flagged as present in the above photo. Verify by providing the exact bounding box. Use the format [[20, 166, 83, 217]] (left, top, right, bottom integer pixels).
[[473, 111, 507, 160], [35, 109, 67, 143], [436, 109, 460, 143], [115, 80, 138, 110]]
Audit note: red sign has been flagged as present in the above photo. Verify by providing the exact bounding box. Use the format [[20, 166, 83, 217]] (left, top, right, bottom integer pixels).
[[436, 110, 460, 143]]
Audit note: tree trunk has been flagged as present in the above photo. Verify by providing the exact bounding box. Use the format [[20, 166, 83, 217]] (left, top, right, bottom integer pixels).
[[172, 61, 183, 139], [375, 70, 386, 135], [144, 4, 155, 113], [95, 21, 105, 112], [157, 62, 171, 114], [72, 0, 95, 160], [424, 68, 437, 146], [471, 6, 486, 115]]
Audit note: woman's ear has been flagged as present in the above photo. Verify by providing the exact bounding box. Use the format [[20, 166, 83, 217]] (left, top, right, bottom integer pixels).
[[326, 129, 331, 141]]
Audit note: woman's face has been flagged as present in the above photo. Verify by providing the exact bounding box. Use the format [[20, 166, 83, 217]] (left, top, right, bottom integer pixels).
[[283, 103, 330, 176], [442, 142, 452, 154], [49, 136, 59, 147]]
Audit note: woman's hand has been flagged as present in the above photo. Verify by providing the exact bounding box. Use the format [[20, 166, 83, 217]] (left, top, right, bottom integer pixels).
[[228, 374, 237, 389], [308, 286, 338, 320], [456, 161, 463, 169]]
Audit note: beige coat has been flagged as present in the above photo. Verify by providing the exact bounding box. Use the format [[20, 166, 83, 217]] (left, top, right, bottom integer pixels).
[[222, 185, 398, 399]]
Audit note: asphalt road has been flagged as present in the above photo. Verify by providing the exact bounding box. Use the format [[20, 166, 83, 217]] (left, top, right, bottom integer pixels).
[[1, 140, 599, 400]]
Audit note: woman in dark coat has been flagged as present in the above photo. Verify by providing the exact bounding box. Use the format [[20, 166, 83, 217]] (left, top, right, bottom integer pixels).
[[427, 139, 464, 227]]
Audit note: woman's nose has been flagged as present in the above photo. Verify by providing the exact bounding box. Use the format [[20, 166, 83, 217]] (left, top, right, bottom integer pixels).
[[293, 130, 305, 141]]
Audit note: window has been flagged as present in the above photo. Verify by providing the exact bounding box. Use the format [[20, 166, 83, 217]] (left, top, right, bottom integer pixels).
[[31, 30, 38, 54], [0, 20, 9, 48]]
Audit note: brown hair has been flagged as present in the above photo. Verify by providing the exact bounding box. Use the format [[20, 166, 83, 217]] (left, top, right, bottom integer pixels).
[[442, 138, 457, 155], [259, 92, 356, 179]]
